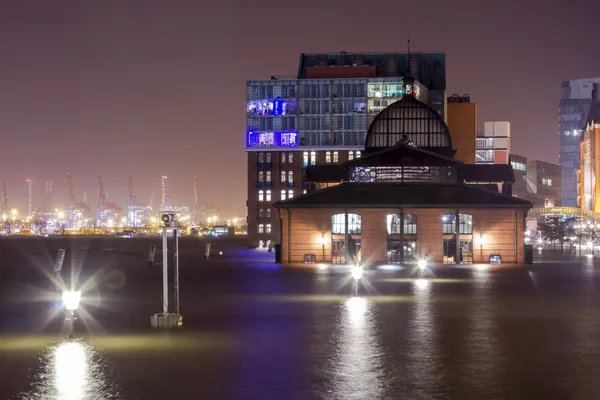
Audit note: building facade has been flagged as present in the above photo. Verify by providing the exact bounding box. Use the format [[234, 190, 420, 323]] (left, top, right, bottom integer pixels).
[[447, 94, 477, 164], [476, 122, 511, 165], [578, 103, 600, 211], [560, 78, 600, 206], [275, 95, 531, 265], [246, 52, 448, 247], [511, 154, 561, 208]]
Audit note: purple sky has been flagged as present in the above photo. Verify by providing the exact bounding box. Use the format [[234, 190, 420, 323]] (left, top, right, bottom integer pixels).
[[0, 0, 598, 217]]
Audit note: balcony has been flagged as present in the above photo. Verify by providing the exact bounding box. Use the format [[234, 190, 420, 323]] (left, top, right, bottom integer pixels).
[[256, 162, 272, 169], [286, 182, 294, 188], [257, 182, 272, 189]]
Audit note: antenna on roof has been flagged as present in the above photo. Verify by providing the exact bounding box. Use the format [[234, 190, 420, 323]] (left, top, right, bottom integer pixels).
[[405, 33, 414, 80]]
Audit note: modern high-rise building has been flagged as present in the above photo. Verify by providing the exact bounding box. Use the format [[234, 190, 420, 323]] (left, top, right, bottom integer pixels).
[[559, 78, 600, 207], [246, 52, 447, 247], [578, 102, 600, 211]]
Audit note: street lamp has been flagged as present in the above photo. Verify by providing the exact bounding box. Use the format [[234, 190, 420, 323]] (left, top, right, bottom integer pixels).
[[479, 234, 489, 261], [418, 259, 427, 270], [351, 264, 363, 281], [318, 235, 327, 262], [62, 291, 81, 339]]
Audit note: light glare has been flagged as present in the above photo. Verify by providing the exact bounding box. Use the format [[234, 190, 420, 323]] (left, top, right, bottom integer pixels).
[[62, 291, 81, 311]]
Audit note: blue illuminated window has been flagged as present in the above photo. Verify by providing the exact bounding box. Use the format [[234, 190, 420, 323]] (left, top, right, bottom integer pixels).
[[247, 131, 298, 148]]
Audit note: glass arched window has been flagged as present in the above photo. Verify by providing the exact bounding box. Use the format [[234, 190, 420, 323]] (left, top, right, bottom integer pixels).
[[258, 171, 264, 182], [442, 213, 473, 234], [386, 213, 417, 234], [332, 213, 361, 234]]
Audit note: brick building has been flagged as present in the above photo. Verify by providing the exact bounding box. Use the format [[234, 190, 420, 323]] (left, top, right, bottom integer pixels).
[[274, 94, 531, 265], [246, 51, 449, 248]]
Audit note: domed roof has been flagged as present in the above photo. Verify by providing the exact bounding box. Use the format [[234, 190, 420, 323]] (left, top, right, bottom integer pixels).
[[365, 94, 452, 152]]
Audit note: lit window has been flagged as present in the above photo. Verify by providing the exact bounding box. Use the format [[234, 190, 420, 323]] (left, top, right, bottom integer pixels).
[[258, 208, 264, 218], [266, 152, 272, 163], [310, 151, 316, 165], [326, 151, 331, 163], [266, 190, 271, 201], [258, 152, 264, 163], [349, 151, 354, 161], [303, 189, 307, 194], [258, 190, 264, 202], [266, 208, 271, 218], [303, 151, 309, 166], [266, 171, 271, 182], [288, 171, 294, 184], [288, 190, 294, 199], [544, 198, 554, 207], [281, 171, 286, 182], [356, 151, 361, 158], [288, 153, 294, 163], [281, 190, 286, 200], [542, 178, 552, 186], [258, 171, 264, 182], [333, 151, 339, 163], [331, 213, 361, 234], [442, 214, 473, 234], [258, 224, 264, 234], [386, 213, 417, 234], [281, 153, 286, 163], [266, 224, 272, 234]]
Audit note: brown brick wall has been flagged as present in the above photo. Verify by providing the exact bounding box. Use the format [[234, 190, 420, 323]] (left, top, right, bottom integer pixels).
[[247, 149, 361, 247], [280, 206, 528, 265]]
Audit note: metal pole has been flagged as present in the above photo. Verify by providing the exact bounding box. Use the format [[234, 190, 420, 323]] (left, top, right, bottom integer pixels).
[[162, 226, 168, 314], [173, 228, 180, 315], [68, 311, 74, 340]]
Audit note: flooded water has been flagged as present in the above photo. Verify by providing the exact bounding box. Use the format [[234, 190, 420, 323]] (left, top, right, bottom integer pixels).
[[2, 241, 600, 399]]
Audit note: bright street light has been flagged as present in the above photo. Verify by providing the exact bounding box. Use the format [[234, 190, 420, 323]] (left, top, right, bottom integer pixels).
[[63, 291, 81, 311], [351, 265, 363, 281], [418, 259, 427, 270]]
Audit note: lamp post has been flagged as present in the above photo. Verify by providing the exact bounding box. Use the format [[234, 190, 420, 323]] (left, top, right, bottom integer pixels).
[[62, 291, 81, 339], [479, 234, 488, 262], [575, 224, 582, 259], [318, 235, 326, 262]]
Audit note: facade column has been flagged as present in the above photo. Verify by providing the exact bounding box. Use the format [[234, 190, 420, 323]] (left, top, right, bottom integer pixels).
[[399, 208, 405, 264], [455, 209, 460, 265], [344, 209, 349, 264]]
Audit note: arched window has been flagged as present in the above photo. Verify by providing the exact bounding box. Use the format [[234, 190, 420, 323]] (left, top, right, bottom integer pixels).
[[331, 213, 361, 234], [386, 213, 417, 234], [258, 171, 264, 182], [442, 213, 473, 234]]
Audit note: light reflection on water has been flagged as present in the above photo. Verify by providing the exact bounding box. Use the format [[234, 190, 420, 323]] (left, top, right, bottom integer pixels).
[[19, 340, 120, 400], [465, 268, 503, 394], [406, 278, 444, 397], [329, 297, 383, 400]]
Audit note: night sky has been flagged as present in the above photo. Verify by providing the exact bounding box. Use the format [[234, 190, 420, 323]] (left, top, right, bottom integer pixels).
[[1, 0, 599, 217]]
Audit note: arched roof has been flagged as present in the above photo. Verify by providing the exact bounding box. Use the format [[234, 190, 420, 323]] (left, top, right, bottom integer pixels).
[[365, 94, 453, 152]]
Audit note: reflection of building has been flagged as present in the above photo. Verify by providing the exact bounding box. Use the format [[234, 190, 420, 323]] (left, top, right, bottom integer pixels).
[[275, 95, 531, 265], [476, 122, 510, 164], [447, 94, 476, 164], [560, 78, 600, 206], [578, 103, 600, 211], [511, 154, 561, 207], [246, 52, 449, 248]]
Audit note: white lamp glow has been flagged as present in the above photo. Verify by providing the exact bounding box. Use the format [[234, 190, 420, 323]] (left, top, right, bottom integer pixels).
[[351, 265, 363, 280], [62, 291, 81, 311], [418, 259, 427, 270]]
